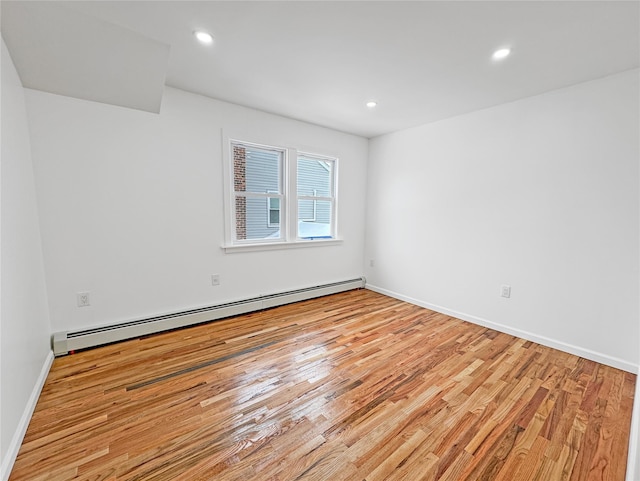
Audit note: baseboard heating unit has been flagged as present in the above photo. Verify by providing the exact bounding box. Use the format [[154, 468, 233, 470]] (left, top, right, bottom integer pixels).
[[52, 277, 365, 356]]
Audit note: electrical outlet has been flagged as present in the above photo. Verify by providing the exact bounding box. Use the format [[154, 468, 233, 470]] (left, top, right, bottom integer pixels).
[[500, 285, 511, 298], [77, 292, 91, 307], [369, 259, 375, 267], [211, 274, 220, 286]]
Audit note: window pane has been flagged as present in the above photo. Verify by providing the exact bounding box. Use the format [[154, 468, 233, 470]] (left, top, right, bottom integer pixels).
[[297, 156, 332, 197], [298, 198, 316, 221], [298, 200, 332, 239], [233, 145, 248, 193], [235, 196, 247, 240], [233, 144, 281, 193], [242, 196, 281, 240], [267, 196, 280, 227], [269, 209, 280, 225]]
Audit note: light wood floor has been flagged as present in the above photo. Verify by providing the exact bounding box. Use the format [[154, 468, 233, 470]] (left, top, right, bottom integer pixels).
[[10, 290, 636, 481]]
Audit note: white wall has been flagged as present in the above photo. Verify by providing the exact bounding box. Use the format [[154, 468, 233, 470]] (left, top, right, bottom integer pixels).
[[365, 69, 639, 373], [24, 87, 368, 333], [0, 40, 52, 478]]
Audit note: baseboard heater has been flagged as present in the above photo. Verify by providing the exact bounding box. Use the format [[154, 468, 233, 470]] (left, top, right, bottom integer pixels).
[[52, 277, 365, 356]]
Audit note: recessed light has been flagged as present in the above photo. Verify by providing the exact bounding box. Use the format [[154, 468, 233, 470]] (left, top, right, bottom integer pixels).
[[366, 101, 377, 108], [492, 47, 511, 60], [194, 31, 214, 45]]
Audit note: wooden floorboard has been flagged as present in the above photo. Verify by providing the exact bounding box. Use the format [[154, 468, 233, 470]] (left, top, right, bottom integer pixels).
[[9, 289, 636, 480]]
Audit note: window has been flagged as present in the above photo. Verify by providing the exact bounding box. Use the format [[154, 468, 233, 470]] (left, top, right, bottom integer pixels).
[[231, 141, 284, 241], [224, 138, 339, 250], [297, 154, 336, 240]]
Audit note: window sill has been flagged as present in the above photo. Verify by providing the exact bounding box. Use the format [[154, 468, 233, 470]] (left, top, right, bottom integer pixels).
[[222, 238, 343, 254]]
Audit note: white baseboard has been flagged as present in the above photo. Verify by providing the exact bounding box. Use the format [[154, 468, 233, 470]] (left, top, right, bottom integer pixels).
[[1, 350, 54, 481], [627, 380, 640, 481], [53, 278, 366, 356], [366, 284, 638, 375]]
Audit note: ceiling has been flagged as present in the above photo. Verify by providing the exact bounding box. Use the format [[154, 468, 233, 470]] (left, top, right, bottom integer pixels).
[[2, 1, 639, 138]]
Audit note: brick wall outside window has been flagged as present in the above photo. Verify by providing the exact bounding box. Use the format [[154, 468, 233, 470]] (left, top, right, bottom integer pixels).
[[233, 146, 246, 240]]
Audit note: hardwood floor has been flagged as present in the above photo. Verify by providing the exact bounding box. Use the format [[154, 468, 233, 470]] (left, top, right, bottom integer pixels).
[[10, 289, 636, 481]]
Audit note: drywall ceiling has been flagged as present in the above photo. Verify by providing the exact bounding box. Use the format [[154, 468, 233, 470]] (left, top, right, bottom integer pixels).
[[2, 1, 638, 138], [1, 2, 170, 114]]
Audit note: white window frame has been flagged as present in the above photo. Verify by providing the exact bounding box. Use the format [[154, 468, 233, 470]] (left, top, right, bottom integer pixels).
[[222, 133, 341, 253]]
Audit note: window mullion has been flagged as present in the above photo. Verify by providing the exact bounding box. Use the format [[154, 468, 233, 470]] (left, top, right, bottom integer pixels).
[[286, 147, 297, 241]]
